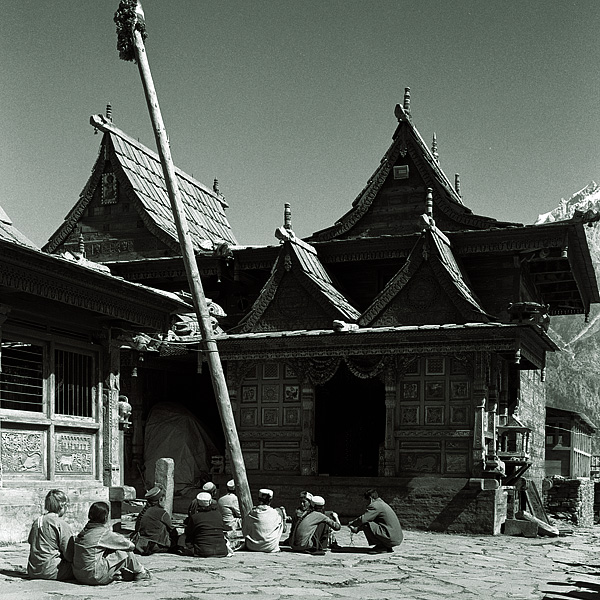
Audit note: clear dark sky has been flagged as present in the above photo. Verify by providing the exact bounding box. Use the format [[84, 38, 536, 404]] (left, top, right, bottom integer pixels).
[[1, 1, 599, 247]]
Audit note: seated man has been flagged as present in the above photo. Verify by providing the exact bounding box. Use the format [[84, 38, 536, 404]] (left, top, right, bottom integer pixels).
[[243, 489, 283, 553], [348, 489, 403, 554], [217, 479, 242, 532], [280, 490, 313, 546], [290, 495, 340, 555], [184, 492, 230, 558], [73, 501, 150, 585], [186, 480, 219, 522], [132, 486, 179, 555]]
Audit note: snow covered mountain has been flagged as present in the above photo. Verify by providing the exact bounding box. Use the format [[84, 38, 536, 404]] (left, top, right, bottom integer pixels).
[[536, 181, 600, 225]]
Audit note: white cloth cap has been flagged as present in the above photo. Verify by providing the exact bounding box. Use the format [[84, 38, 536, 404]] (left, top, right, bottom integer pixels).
[[312, 495, 325, 507], [202, 482, 217, 493], [196, 491, 212, 506], [300, 491, 313, 501], [258, 488, 273, 499], [226, 479, 235, 490]]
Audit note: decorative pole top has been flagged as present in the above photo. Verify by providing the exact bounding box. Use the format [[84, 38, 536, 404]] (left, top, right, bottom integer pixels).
[[284, 203, 292, 231], [454, 173, 461, 197], [426, 188, 433, 219], [431, 133, 439, 162], [403, 87, 411, 114], [106, 103, 112, 122], [78, 230, 85, 257], [213, 178, 220, 195]]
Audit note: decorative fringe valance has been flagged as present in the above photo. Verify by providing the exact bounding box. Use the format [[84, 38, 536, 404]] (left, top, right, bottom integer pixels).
[[305, 355, 389, 385]]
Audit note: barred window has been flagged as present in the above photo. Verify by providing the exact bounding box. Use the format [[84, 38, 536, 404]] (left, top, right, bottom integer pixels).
[[55, 349, 93, 417], [0, 341, 44, 412]]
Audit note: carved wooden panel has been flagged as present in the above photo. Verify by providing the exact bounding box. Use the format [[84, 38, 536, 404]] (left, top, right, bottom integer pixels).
[[55, 432, 94, 476], [1, 429, 46, 477]]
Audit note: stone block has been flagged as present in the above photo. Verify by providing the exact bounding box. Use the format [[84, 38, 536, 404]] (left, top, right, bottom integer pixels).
[[109, 485, 136, 502], [504, 519, 538, 537]]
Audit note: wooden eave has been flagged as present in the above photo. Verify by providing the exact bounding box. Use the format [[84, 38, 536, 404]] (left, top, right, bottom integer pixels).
[[235, 230, 360, 333], [308, 104, 520, 242], [359, 225, 490, 326], [44, 115, 236, 254], [216, 322, 557, 366], [0, 239, 192, 331]]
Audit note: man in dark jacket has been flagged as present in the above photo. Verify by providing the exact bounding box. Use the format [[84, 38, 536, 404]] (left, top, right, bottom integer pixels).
[[184, 492, 230, 557], [349, 489, 403, 554], [133, 486, 179, 555]]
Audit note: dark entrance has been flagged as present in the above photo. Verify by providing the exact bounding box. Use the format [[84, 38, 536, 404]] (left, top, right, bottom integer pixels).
[[315, 362, 385, 476]]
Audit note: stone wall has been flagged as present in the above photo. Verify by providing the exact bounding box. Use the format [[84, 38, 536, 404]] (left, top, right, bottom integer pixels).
[[211, 475, 506, 535], [543, 477, 594, 527], [0, 483, 109, 544], [518, 369, 546, 490]]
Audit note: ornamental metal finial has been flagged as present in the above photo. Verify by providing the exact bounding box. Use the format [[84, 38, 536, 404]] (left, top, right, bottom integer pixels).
[[106, 103, 112, 122], [403, 87, 411, 114], [455, 173, 461, 197], [426, 188, 433, 218], [284, 203, 292, 231], [213, 178, 220, 195], [431, 133, 439, 162]]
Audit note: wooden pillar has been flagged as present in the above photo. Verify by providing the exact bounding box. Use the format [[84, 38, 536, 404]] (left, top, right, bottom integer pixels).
[[129, 360, 144, 485], [472, 351, 488, 477], [0, 304, 11, 487], [300, 381, 316, 475], [383, 367, 397, 476], [102, 331, 121, 487]]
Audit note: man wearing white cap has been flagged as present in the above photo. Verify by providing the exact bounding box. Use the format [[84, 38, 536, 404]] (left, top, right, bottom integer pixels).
[[184, 492, 229, 557], [217, 480, 242, 531], [243, 489, 283, 553], [290, 495, 340, 555], [217, 479, 244, 551], [186, 481, 218, 521]]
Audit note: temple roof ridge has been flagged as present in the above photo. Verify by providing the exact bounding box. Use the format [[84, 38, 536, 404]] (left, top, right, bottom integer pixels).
[[359, 216, 491, 326], [236, 217, 360, 333], [44, 114, 236, 254]]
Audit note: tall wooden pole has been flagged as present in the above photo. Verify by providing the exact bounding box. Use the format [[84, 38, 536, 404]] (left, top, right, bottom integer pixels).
[[124, 2, 253, 518]]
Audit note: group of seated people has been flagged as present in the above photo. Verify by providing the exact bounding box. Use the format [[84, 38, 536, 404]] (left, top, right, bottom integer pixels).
[[27, 483, 403, 585]]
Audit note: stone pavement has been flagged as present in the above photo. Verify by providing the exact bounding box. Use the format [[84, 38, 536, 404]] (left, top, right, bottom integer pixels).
[[1, 525, 600, 600]]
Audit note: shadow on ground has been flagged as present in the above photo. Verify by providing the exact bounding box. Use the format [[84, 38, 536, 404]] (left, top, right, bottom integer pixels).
[[543, 562, 600, 600]]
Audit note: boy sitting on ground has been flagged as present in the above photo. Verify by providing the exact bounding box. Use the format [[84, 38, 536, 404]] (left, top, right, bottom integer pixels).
[[73, 501, 151, 585], [27, 489, 74, 580]]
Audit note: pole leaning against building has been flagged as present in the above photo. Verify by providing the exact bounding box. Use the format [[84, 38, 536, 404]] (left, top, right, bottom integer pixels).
[[114, 0, 253, 519]]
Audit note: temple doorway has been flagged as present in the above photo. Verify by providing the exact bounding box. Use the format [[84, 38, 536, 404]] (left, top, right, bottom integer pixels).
[[315, 362, 385, 476]]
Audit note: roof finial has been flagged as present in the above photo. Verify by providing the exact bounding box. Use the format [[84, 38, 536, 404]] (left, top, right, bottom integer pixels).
[[426, 188, 433, 219], [454, 173, 461, 197], [106, 103, 112, 122], [78, 230, 85, 257], [431, 133, 439, 162], [213, 178, 220, 195], [403, 87, 411, 114], [284, 203, 292, 231]]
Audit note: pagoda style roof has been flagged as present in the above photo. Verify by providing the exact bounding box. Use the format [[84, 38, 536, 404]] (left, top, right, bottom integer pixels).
[[44, 114, 236, 254], [359, 213, 490, 327], [236, 222, 360, 333], [309, 89, 520, 242]]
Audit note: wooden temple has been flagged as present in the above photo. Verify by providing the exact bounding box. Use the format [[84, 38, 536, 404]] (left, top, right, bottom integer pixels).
[[41, 91, 599, 533]]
